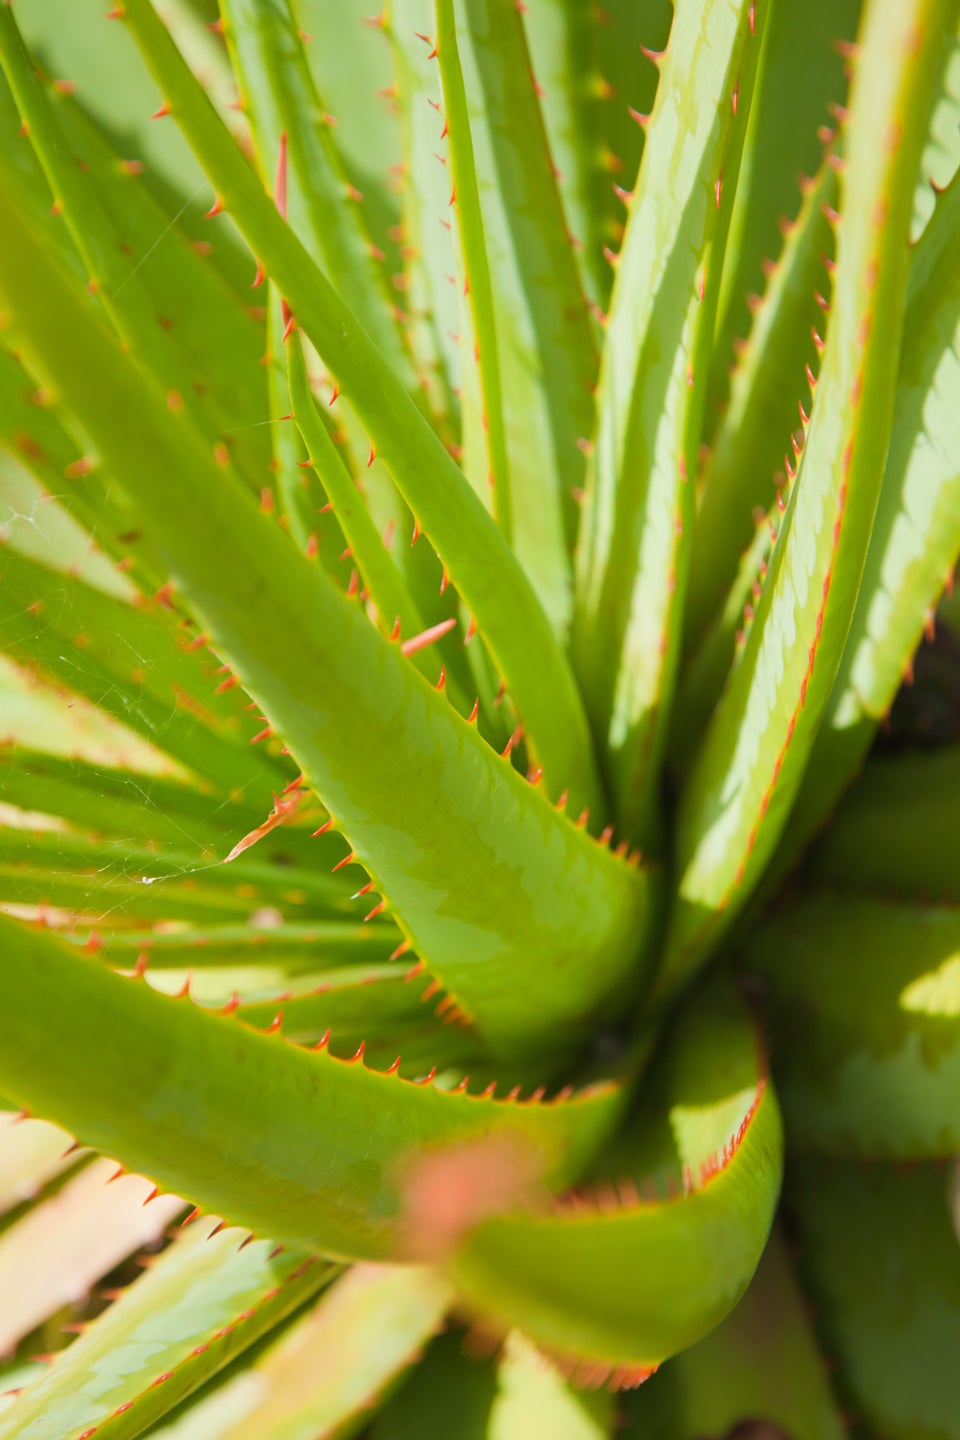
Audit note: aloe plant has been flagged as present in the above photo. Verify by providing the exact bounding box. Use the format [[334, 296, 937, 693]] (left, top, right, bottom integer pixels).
[[0, 0, 958, 1432]]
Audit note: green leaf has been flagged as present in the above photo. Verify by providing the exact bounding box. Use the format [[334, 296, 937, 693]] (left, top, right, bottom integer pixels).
[[806, 744, 960, 900], [789, 1159, 960, 1438], [0, 748, 262, 852], [683, 152, 838, 666], [86, 920, 391, 971], [572, 0, 765, 844], [217, 0, 415, 396], [146, 1263, 450, 1440], [0, 8, 271, 492], [661, 0, 956, 1002], [118, 0, 605, 819], [768, 161, 960, 880], [0, 1219, 336, 1440], [621, 1227, 845, 1440], [0, 182, 652, 1051], [0, 913, 626, 1261], [744, 888, 960, 1157], [387, 0, 462, 427], [708, 0, 861, 418], [0, 545, 286, 797], [436, 0, 598, 637], [446, 980, 782, 1380]]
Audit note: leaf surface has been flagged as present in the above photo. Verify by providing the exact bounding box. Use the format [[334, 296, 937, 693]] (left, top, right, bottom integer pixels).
[[0, 914, 625, 1261], [0, 1220, 335, 1440], [661, 0, 956, 1000]]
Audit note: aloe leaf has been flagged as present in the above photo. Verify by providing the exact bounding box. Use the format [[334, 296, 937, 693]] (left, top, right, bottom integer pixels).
[[621, 1227, 845, 1440], [12, 0, 207, 196], [572, 0, 765, 843], [807, 746, 960, 901], [447, 980, 782, 1379], [435, 0, 598, 637], [0, 8, 257, 470], [148, 960, 436, 1049], [587, 3, 673, 311], [286, 338, 425, 643], [116, 0, 604, 816], [661, 0, 956, 1002], [912, 22, 960, 236], [708, 0, 861, 415], [744, 889, 960, 1158], [0, 913, 626, 1260], [218, 0, 416, 394], [683, 153, 838, 661], [0, 549, 285, 796], [789, 1159, 960, 1438], [387, 0, 462, 426], [767, 163, 960, 878], [148, 1263, 450, 1440], [0, 828, 348, 914], [294, 0, 402, 269], [0, 1158, 182, 1356], [44, 74, 269, 486], [491, 1331, 614, 1440], [0, 1220, 336, 1440], [0, 749, 262, 852], [0, 347, 170, 596], [87, 921, 390, 971], [0, 186, 651, 1051]]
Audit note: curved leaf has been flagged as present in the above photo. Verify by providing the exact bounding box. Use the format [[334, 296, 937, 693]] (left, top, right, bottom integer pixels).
[[446, 981, 782, 1381], [621, 1227, 845, 1440], [0, 172, 653, 1052], [0, 913, 626, 1262]]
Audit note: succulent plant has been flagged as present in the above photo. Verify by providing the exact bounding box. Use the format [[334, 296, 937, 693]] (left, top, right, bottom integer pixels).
[[0, 0, 958, 1433]]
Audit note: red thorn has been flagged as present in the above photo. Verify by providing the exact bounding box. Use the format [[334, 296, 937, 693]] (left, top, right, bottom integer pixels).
[[332, 850, 357, 872], [150, 102, 171, 120], [251, 260, 265, 289], [390, 938, 412, 961], [205, 195, 225, 218], [180, 1206, 202, 1228], [467, 698, 480, 724], [314, 1028, 332, 1050], [404, 959, 427, 981], [312, 817, 335, 836], [364, 899, 386, 921], [282, 309, 296, 342], [435, 666, 447, 691], [400, 616, 457, 657], [367, 444, 376, 468], [385, 1056, 402, 1074], [267, 1011, 283, 1033], [274, 132, 288, 220], [347, 1041, 366, 1064]]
